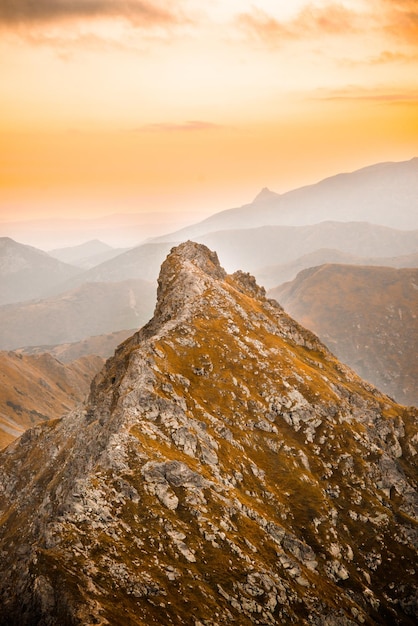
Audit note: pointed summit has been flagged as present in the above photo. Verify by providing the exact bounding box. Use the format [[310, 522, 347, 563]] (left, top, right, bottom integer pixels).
[[162, 240, 225, 278], [0, 243, 417, 625], [253, 187, 280, 203], [152, 241, 227, 325]]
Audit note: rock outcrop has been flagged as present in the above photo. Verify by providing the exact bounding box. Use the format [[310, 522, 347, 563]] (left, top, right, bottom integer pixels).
[[0, 241, 417, 625]]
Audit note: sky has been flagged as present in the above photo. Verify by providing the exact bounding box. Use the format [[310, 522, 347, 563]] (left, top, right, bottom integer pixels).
[[0, 0, 417, 243]]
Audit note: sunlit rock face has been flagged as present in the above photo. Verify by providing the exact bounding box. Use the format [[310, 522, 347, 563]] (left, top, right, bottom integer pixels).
[[0, 241, 417, 626]]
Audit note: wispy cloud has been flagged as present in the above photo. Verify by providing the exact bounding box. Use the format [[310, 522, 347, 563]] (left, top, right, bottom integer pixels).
[[0, 0, 178, 26], [341, 49, 418, 67], [367, 50, 418, 64], [313, 86, 418, 104], [236, 1, 418, 53], [137, 121, 222, 132], [236, 3, 360, 46]]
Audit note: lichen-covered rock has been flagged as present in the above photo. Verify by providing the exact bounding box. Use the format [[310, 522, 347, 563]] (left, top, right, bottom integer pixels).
[[0, 241, 417, 626]]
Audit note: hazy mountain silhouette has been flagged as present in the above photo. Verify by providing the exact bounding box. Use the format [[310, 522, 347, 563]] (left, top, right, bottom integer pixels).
[[46, 223, 418, 294], [152, 158, 418, 241], [196, 222, 418, 275], [271, 264, 418, 406], [50, 241, 173, 293], [0, 237, 80, 305], [258, 248, 418, 289], [0, 279, 155, 350], [48, 239, 129, 269], [0, 211, 201, 250]]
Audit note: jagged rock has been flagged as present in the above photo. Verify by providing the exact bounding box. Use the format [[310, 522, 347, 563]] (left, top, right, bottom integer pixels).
[[0, 241, 417, 625]]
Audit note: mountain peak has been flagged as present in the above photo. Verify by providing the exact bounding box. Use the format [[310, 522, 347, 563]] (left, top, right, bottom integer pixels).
[[253, 187, 280, 202], [161, 240, 226, 280], [151, 241, 227, 327], [0, 244, 417, 625]]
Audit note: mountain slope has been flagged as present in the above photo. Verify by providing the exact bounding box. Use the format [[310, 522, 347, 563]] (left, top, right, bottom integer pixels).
[[152, 158, 418, 241], [0, 237, 80, 305], [0, 351, 104, 449], [271, 264, 418, 406], [48, 239, 128, 269], [17, 329, 136, 364], [0, 242, 416, 625], [0, 279, 155, 350]]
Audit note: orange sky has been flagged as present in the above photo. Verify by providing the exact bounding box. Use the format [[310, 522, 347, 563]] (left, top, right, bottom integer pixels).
[[0, 0, 417, 224]]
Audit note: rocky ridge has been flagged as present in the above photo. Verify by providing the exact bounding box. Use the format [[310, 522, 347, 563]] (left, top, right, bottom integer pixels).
[[0, 241, 417, 625]]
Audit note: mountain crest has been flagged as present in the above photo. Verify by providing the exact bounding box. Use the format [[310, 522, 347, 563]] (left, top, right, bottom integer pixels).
[[152, 241, 227, 326], [0, 243, 417, 625]]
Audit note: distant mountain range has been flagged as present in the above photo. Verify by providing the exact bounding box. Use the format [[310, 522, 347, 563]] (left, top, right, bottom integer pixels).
[[152, 157, 418, 239], [39, 223, 418, 292], [51, 241, 173, 292], [0, 237, 80, 305], [48, 239, 129, 269], [3, 221, 416, 307], [0, 279, 155, 351], [0, 351, 104, 449], [196, 222, 418, 276], [0, 210, 200, 250], [271, 264, 418, 406], [1, 157, 417, 255], [258, 249, 418, 289]]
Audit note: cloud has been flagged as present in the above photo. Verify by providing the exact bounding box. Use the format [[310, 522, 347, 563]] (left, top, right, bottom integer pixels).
[[137, 121, 222, 132], [381, 0, 418, 44], [236, 3, 360, 46], [236, 10, 288, 45], [341, 49, 418, 67], [291, 3, 360, 35], [313, 86, 418, 104], [0, 0, 178, 26], [368, 50, 416, 64]]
